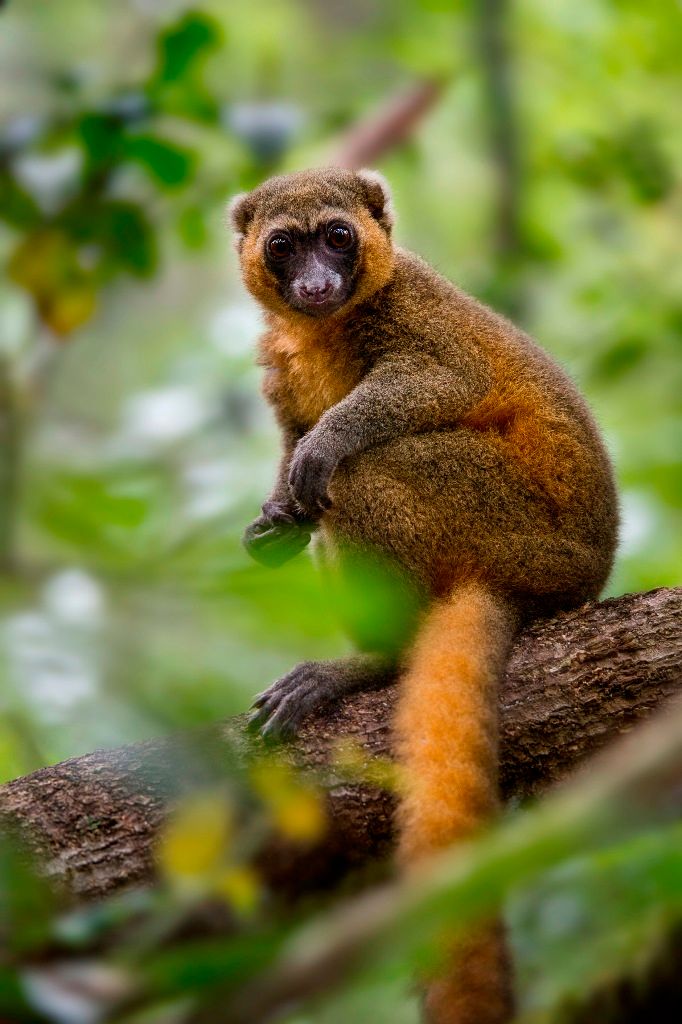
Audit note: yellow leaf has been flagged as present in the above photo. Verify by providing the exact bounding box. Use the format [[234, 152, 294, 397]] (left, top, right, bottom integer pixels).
[[157, 791, 234, 884], [8, 230, 70, 293], [8, 230, 98, 336], [250, 758, 302, 804], [213, 865, 261, 915], [43, 286, 97, 336], [251, 760, 326, 843], [332, 738, 402, 792], [272, 787, 326, 843]]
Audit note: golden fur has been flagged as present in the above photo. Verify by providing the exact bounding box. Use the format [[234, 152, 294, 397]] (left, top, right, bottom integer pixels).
[[258, 319, 363, 430], [395, 581, 515, 863]]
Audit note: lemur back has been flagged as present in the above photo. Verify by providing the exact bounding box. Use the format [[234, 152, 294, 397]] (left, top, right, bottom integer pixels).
[[230, 167, 618, 1024]]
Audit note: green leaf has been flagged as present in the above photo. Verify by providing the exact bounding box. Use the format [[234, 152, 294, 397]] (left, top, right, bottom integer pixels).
[[33, 468, 161, 561], [140, 930, 286, 1001], [77, 113, 125, 173], [590, 337, 648, 383], [126, 136, 195, 188], [616, 119, 675, 204], [176, 205, 208, 248], [0, 966, 41, 1021], [63, 200, 158, 278], [101, 202, 157, 276], [0, 825, 56, 955], [153, 12, 220, 85], [0, 171, 41, 229]]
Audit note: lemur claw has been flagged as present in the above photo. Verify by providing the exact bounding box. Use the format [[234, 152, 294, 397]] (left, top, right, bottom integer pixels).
[[248, 661, 334, 740]]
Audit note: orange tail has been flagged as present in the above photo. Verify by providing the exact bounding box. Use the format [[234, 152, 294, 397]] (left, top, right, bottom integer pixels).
[[394, 580, 518, 1024]]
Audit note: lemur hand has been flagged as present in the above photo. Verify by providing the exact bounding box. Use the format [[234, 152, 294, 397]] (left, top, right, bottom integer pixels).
[[288, 431, 338, 517], [243, 500, 312, 567]]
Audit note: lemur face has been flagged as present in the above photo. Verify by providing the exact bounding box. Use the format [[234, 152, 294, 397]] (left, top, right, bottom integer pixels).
[[229, 168, 395, 319], [261, 216, 359, 316]]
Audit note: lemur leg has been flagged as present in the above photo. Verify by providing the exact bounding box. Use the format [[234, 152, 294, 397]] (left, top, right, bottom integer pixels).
[[249, 653, 396, 739]]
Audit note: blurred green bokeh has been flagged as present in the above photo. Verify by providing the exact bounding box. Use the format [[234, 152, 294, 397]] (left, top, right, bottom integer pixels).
[[0, 2, 680, 1022]]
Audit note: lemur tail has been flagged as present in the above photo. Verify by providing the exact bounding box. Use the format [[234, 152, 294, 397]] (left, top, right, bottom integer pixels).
[[394, 580, 518, 1024]]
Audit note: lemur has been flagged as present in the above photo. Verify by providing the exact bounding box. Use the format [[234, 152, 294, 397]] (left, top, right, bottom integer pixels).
[[229, 167, 618, 1024]]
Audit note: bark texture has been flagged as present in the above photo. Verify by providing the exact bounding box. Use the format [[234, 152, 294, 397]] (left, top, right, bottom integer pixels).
[[0, 587, 680, 904]]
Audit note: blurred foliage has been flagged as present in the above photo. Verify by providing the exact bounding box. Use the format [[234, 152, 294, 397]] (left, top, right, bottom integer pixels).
[[0, 0, 680, 1022]]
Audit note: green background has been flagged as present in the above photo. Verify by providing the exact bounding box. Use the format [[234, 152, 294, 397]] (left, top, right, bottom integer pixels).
[[0, 3, 680, 1022]]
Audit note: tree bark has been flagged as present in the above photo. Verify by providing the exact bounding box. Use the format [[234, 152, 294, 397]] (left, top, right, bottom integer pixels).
[[0, 588, 680, 905]]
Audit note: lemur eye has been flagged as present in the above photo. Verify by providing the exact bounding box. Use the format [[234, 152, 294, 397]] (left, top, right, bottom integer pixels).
[[267, 234, 292, 259], [327, 222, 353, 250]]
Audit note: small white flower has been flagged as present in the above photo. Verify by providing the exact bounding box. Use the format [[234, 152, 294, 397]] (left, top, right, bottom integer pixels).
[[42, 570, 105, 627], [12, 148, 82, 213], [2, 612, 98, 721], [121, 386, 209, 446], [619, 490, 656, 555], [208, 303, 261, 357]]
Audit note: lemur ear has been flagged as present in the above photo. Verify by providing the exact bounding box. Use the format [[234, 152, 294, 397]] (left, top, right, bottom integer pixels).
[[356, 169, 394, 234], [227, 191, 256, 245]]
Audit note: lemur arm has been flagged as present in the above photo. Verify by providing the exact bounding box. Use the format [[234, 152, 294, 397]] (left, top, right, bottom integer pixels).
[[266, 425, 301, 510], [289, 352, 489, 515]]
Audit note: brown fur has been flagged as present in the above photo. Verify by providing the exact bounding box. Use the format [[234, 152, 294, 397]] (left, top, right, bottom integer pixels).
[[231, 167, 619, 1023]]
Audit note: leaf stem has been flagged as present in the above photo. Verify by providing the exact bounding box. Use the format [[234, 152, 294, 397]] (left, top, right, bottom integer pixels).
[[0, 355, 22, 574]]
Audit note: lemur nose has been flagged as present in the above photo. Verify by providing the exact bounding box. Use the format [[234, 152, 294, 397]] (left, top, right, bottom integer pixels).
[[300, 280, 332, 298]]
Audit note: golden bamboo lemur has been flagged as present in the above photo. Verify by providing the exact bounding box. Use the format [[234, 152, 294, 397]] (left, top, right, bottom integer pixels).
[[229, 167, 618, 1024]]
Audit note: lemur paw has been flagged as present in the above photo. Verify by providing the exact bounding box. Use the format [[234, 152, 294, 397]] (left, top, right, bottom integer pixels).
[[288, 435, 337, 518], [247, 661, 334, 740], [243, 501, 311, 567]]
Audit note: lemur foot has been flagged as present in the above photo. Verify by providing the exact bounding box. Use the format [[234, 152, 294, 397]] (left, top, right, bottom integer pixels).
[[248, 656, 394, 740]]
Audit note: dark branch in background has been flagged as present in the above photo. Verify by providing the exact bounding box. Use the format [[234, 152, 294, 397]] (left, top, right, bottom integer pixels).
[[570, 923, 682, 1024], [476, 0, 522, 261], [474, 0, 525, 317], [0, 588, 679, 906], [328, 79, 445, 170], [328, 26, 525, 315]]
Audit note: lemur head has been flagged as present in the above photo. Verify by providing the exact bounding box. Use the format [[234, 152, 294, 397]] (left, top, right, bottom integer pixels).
[[229, 167, 395, 318]]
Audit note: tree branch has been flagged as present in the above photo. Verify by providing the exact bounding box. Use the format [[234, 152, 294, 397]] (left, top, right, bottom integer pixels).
[[0, 588, 679, 904], [327, 78, 445, 170]]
